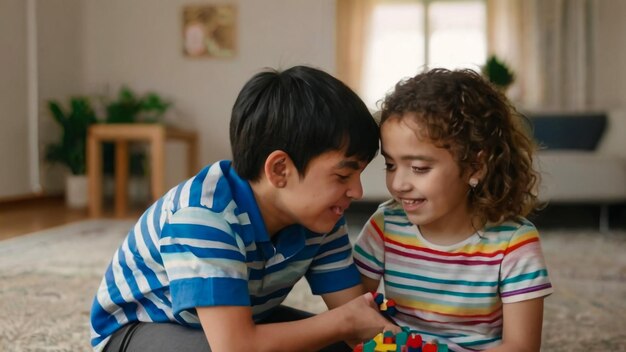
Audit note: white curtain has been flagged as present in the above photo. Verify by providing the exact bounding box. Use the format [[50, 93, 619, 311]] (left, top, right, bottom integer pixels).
[[336, 0, 375, 93], [488, 0, 592, 110]]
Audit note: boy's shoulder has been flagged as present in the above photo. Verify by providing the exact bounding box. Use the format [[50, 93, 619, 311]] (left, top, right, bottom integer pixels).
[[166, 160, 253, 216]]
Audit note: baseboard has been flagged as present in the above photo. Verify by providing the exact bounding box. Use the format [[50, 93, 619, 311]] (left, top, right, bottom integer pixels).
[[0, 192, 61, 206]]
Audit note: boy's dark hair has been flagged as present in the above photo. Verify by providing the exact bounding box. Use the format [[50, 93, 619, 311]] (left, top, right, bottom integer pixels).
[[380, 68, 539, 224], [230, 65, 379, 181]]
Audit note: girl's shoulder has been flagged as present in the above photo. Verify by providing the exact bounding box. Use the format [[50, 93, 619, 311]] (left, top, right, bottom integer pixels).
[[375, 200, 410, 220], [482, 217, 539, 241], [364, 200, 412, 232], [377, 199, 403, 213]]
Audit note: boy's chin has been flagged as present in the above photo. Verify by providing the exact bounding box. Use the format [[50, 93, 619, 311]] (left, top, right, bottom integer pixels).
[[304, 219, 339, 234]]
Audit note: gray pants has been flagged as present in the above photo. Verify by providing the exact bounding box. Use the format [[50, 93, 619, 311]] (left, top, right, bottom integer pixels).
[[104, 306, 351, 352]]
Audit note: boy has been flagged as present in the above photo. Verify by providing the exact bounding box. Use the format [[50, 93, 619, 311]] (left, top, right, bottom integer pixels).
[[90, 66, 398, 352]]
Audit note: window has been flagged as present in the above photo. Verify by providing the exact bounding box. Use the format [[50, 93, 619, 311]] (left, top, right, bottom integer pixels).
[[358, 0, 487, 108]]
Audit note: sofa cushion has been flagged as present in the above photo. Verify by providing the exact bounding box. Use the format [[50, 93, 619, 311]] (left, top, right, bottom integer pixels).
[[536, 150, 626, 203], [529, 113, 607, 150]]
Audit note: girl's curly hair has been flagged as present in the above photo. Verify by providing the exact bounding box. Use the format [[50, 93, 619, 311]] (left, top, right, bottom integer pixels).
[[380, 68, 539, 225]]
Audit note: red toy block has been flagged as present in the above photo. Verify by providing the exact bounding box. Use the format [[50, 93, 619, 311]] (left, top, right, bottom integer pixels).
[[423, 342, 438, 352], [407, 333, 422, 347]]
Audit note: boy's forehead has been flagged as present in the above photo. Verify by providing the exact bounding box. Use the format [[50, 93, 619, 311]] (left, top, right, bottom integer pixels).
[[314, 150, 367, 170]]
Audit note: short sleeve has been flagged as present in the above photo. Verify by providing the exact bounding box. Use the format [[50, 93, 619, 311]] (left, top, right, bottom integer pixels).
[[499, 222, 554, 304], [353, 208, 386, 282], [160, 206, 250, 314], [306, 219, 361, 295]]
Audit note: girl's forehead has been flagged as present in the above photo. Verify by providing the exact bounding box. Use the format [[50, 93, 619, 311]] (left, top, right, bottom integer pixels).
[[381, 116, 461, 160], [382, 114, 429, 140]]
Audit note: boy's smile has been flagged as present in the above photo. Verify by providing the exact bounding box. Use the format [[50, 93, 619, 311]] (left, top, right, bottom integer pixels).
[[277, 150, 367, 234]]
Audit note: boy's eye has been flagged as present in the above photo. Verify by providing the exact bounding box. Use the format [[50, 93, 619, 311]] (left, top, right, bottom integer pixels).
[[336, 174, 350, 182]]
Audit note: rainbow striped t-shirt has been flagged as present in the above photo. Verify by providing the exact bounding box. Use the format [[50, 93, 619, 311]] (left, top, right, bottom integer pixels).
[[354, 202, 553, 351]]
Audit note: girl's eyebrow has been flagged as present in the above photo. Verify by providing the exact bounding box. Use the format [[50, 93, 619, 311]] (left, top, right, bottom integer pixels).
[[381, 150, 435, 162]]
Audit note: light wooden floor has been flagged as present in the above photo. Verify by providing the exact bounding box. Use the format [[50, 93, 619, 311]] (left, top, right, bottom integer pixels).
[[0, 196, 144, 241]]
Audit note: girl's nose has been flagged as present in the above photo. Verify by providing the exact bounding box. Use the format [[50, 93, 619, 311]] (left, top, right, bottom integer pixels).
[[389, 171, 411, 193]]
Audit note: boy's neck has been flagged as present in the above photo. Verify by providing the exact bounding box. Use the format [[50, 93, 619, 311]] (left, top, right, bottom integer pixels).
[[249, 180, 288, 238]]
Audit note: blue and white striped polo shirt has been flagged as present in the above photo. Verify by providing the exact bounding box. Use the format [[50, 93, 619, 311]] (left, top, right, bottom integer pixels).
[[90, 160, 361, 351]]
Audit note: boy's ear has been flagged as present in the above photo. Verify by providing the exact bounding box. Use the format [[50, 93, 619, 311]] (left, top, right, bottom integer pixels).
[[264, 150, 292, 188]]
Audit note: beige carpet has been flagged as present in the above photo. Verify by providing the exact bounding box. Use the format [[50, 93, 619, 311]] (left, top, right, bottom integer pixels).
[[0, 220, 624, 351]]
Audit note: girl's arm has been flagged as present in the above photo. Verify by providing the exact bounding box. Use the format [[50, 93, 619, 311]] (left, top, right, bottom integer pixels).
[[485, 297, 545, 352]]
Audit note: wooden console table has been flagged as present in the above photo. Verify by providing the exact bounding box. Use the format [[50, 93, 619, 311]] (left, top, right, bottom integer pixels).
[[87, 124, 198, 218]]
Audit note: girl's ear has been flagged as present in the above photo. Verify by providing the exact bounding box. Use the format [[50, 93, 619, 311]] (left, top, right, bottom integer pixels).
[[468, 151, 487, 187], [264, 150, 292, 188]]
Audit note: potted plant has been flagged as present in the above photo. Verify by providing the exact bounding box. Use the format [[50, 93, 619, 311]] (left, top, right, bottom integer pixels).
[[105, 86, 171, 124], [45, 97, 97, 208], [482, 55, 515, 92], [100, 87, 172, 202], [101, 86, 172, 176]]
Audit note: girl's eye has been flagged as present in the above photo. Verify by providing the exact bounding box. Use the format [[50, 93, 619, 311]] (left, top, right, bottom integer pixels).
[[412, 166, 430, 173], [384, 163, 396, 172]]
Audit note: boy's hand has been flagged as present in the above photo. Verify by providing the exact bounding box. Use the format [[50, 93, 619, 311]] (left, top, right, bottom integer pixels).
[[341, 292, 401, 342]]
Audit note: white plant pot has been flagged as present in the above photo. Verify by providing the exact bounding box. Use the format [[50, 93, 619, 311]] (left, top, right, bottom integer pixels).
[[103, 175, 149, 203], [66, 174, 88, 209]]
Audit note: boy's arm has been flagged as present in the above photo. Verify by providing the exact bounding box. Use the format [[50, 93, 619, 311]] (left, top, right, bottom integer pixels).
[[360, 275, 381, 293], [198, 292, 400, 352], [484, 297, 544, 352], [320, 284, 364, 309]]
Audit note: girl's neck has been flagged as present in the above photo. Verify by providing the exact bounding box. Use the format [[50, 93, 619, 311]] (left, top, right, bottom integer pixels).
[[417, 211, 483, 246]]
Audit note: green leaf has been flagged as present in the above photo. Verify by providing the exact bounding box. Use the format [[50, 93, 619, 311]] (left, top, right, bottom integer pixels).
[[482, 55, 515, 88], [44, 96, 96, 175]]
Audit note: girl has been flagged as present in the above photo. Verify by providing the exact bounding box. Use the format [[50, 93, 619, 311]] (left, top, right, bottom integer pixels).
[[354, 69, 553, 351]]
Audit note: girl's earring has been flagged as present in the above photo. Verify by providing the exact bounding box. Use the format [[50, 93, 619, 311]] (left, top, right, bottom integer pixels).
[[469, 178, 479, 188]]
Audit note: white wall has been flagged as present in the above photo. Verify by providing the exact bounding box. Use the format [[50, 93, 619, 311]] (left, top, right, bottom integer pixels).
[[0, 0, 30, 198], [78, 0, 336, 189], [37, 0, 84, 193]]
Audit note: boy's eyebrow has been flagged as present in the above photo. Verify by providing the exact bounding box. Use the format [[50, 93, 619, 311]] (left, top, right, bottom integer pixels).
[[336, 160, 363, 170]]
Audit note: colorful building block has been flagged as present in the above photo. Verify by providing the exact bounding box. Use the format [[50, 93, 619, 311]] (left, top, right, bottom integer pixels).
[[353, 329, 448, 352]]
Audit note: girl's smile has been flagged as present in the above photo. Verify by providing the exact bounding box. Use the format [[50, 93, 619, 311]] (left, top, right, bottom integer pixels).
[[380, 115, 476, 243]]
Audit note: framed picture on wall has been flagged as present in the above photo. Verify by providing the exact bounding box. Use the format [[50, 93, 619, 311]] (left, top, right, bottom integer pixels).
[[182, 4, 237, 58]]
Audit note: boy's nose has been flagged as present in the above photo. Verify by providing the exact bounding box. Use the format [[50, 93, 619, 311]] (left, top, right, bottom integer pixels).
[[347, 178, 364, 200]]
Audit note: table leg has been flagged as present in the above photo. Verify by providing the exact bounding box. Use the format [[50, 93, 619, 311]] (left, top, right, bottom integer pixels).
[[151, 132, 165, 202], [87, 135, 102, 218], [115, 140, 129, 218]]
